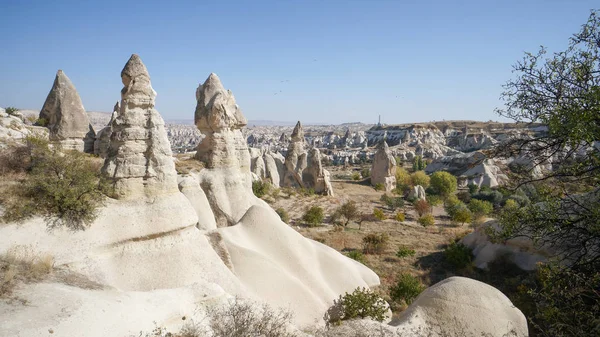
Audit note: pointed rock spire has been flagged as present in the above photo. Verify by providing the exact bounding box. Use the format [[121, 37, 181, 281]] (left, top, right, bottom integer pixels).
[[371, 139, 396, 192], [291, 121, 304, 142], [39, 69, 93, 152], [195, 73, 246, 133], [120, 54, 156, 104]]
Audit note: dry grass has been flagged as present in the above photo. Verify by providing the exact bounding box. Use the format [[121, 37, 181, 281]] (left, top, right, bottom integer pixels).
[[0, 245, 55, 299], [269, 168, 475, 314], [175, 153, 205, 174]]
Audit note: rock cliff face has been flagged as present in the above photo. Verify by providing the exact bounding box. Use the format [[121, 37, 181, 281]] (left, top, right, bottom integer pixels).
[[39, 70, 95, 152], [101, 54, 179, 199], [371, 140, 396, 191], [94, 102, 118, 158], [282, 121, 308, 188], [193, 73, 264, 227], [303, 148, 334, 196]]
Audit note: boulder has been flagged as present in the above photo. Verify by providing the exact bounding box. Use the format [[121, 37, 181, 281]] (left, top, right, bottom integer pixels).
[[39, 70, 95, 152], [101, 54, 179, 199], [371, 140, 396, 192], [396, 276, 528, 337], [409, 185, 426, 200]]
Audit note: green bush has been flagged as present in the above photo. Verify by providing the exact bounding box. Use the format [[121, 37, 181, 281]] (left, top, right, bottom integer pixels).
[[328, 287, 388, 323], [444, 195, 465, 218], [456, 191, 471, 203], [444, 242, 473, 269], [380, 194, 404, 210], [35, 118, 48, 127], [372, 208, 385, 221], [390, 273, 425, 305], [252, 180, 271, 198], [430, 171, 457, 197], [396, 246, 416, 258], [346, 250, 365, 263], [360, 168, 371, 178], [417, 214, 435, 227], [426, 194, 443, 207], [275, 208, 289, 223], [351, 172, 361, 181], [302, 206, 324, 226], [410, 170, 430, 188], [362, 233, 389, 254], [395, 167, 412, 191], [395, 212, 405, 222], [1, 139, 107, 230], [467, 184, 479, 194], [373, 183, 385, 191], [335, 200, 360, 226], [451, 207, 472, 225], [299, 187, 315, 196], [468, 199, 494, 218]]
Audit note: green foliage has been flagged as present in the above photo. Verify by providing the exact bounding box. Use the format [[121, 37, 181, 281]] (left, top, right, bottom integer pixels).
[[360, 168, 371, 179], [394, 212, 405, 222], [412, 155, 426, 171], [413, 199, 430, 216], [444, 242, 473, 269], [1, 139, 107, 230], [472, 189, 504, 206], [298, 187, 315, 196], [335, 200, 360, 226], [417, 214, 435, 227], [346, 250, 365, 263], [410, 170, 430, 188], [467, 184, 479, 194], [468, 199, 494, 218], [5, 107, 19, 116], [430, 171, 457, 197], [456, 191, 471, 203], [330, 287, 388, 323], [443, 195, 466, 218], [302, 206, 324, 226], [252, 180, 271, 198], [372, 208, 385, 221], [426, 194, 442, 207], [362, 233, 389, 254], [390, 273, 425, 305], [351, 172, 361, 181], [451, 207, 472, 225], [373, 183, 385, 191], [275, 208, 289, 223], [396, 246, 415, 258], [35, 118, 48, 127], [380, 193, 404, 210], [395, 167, 412, 192]]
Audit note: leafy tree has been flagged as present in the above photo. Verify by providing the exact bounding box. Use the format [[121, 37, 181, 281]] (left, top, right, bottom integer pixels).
[[410, 170, 430, 188], [335, 200, 360, 226], [395, 167, 412, 192], [452, 207, 472, 225], [413, 199, 430, 216], [492, 10, 600, 336], [430, 171, 457, 197], [467, 183, 479, 194], [302, 206, 324, 226], [444, 242, 473, 269], [412, 155, 426, 171], [390, 273, 425, 305], [443, 195, 464, 218], [468, 199, 494, 219]]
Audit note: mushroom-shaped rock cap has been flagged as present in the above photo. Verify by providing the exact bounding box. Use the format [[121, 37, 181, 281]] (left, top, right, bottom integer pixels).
[[120, 54, 155, 102], [291, 121, 304, 142], [194, 73, 247, 132]]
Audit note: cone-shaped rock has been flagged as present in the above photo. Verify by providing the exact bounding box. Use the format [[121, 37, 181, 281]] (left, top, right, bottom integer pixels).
[[94, 101, 119, 158], [302, 148, 334, 196], [194, 73, 264, 226], [101, 54, 178, 199], [371, 140, 396, 192], [39, 70, 94, 152], [282, 121, 307, 188]]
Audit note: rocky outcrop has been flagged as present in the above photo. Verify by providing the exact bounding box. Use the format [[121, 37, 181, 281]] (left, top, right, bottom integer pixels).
[[193, 73, 265, 227], [409, 185, 426, 200], [302, 148, 334, 196], [249, 147, 285, 188], [425, 151, 508, 188], [282, 121, 307, 188], [93, 102, 118, 158], [0, 107, 48, 144], [371, 140, 396, 191], [39, 70, 95, 152], [101, 55, 179, 199]]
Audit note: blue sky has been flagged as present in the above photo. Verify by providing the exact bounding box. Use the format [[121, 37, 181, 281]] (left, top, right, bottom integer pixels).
[[0, 1, 597, 124]]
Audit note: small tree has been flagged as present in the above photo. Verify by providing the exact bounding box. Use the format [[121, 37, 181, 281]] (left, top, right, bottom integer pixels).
[[444, 242, 473, 269], [417, 214, 435, 227], [328, 287, 388, 323], [467, 183, 479, 194], [452, 207, 472, 225], [412, 155, 426, 171], [430, 171, 457, 197], [468, 199, 494, 219], [302, 206, 324, 226], [411, 171, 430, 188], [362, 233, 389, 254], [372, 208, 385, 221], [444, 195, 465, 218], [413, 199, 430, 217], [395, 167, 412, 192], [336, 200, 360, 227], [390, 273, 425, 305]]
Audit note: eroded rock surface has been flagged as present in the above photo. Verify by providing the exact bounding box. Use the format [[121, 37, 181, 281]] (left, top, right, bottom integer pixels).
[[371, 140, 396, 191]]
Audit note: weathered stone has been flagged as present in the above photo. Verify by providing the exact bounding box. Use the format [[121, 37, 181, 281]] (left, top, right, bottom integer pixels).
[[39, 70, 94, 152], [409, 185, 426, 200], [302, 148, 334, 196], [371, 140, 396, 191], [282, 121, 307, 188], [101, 54, 178, 199], [94, 102, 119, 158]]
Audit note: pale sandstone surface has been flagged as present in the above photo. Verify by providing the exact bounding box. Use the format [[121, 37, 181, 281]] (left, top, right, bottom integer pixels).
[[371, 140, 397, 191]]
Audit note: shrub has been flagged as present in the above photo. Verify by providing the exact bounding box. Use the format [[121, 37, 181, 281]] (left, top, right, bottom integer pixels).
[[275, 208, 289, 223], [362, 233, 389, 254], [390, 273, 425, 305], [299, 187, 315, 196], [413, 199, 430, 216], [1, 140, 107, 231], [451, 207, 472, 225], [302, 206, 324, 226], [456, 191, 471, 203], [443, 195, 465, 218], [395, 167, 412, 192], [372, 208, 385, 221], [444, 242, 473, 269], [468, 199, 494, 218], [467, 184, 479, 194], [252, 180, 271, 198], [426, 194, 442, 207], [351, 172, 361, 181], [410, 171, 430, 188], [380, 194, 404, 210], [417, 214, 435, 227], [472, 190, 504, 206], [5, 107, 19, 116], [335, 201, 360, 226], [430, 171, 457, 197], [373, 183, 385, 191], [346, 250, 365, 263], [35, 118, 48, 127], [395, 212, 405, 222], [360, 168, 371, 178], [396, 246, 415, 258], [506, 194, 530, 207], [327, 287, 388, 323]]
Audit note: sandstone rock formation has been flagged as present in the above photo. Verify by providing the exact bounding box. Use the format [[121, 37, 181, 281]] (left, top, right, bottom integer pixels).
[[425, 151, 508, 188], [249, 147, 285, 188], [409, 185, 426, 200], [282, 121, 308, 188], [303, 148, 334, 196], [101, 54, 179, 199], [39, 70, 95, 152], [0, 107, 48, 143], [93, 102, 118, 158], [193, 73, 265, 226], [371, 140, 396, 191]]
